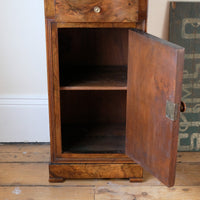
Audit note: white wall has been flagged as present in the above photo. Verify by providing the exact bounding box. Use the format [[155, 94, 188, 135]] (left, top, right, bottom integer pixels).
[[147, 0, 200, 39], [0, 0, 47, 95], [0, 0, 199, 142], [0, 0, 49, 142]]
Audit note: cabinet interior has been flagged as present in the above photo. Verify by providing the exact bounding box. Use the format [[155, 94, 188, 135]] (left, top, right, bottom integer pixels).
[[58, 28, 129, 154]]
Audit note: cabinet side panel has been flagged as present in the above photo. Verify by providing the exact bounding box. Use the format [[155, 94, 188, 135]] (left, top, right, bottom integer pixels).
[[46, 19, 55, 162], [138, 0, 147, 21], [46, 21, 62, 162], [44, 0, 55, 18], [137, 0, 147, 31], [51, 23, 62, 158]]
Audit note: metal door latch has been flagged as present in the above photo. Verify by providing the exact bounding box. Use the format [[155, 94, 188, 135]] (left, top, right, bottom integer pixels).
[[166, 100, 178, 121], [166, 100, 186, 121]]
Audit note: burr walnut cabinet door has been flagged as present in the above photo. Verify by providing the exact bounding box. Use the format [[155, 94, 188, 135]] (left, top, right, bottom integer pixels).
[[126, 29, 184, 186]]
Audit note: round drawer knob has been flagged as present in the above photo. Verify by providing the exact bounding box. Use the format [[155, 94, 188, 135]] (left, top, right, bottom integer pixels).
[[94, 6, 101, 13]]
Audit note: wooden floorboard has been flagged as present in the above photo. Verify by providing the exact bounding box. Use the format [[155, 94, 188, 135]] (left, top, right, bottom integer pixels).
[[0, 144, 199, 199], [177, 152, 200, 163], [0, 186, 94, 200], [95, 186, 200, 200], [0, 144, 50, 163]]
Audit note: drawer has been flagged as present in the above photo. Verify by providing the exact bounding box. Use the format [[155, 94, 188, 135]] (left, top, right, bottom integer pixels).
[[55, 0, 139, 22]]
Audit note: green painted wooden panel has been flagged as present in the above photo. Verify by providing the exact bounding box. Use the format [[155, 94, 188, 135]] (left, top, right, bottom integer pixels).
[[169, 2, 200, 151]]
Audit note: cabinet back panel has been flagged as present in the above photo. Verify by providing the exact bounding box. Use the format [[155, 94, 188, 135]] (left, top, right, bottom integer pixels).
[[62, 124, 125, 153], [60, 90, 126, 153], [58, 28, 128, 66], [60, 90, 126, 124]]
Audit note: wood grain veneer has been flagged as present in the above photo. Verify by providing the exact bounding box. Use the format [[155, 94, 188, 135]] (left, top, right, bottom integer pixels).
[[49, 163, 143, 182], [126, 29, 184, 187], [55, 0, 139, 23]]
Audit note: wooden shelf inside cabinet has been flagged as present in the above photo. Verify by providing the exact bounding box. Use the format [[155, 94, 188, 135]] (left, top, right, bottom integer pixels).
[[60, 65, 127, 91]]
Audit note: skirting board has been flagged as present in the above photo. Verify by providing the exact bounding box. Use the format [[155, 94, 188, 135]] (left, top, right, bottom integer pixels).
[[0, 95, 50, 142]]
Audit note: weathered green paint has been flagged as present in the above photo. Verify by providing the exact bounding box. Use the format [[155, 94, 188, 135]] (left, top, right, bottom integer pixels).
[[169, 2, 200, 151]]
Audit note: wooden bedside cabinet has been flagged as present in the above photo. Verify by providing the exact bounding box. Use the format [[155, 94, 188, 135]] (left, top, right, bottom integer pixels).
[[44, 0, 185, 187]]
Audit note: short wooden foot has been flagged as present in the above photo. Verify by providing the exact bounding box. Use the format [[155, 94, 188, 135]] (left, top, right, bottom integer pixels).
[[129, 177, 143, 182], [49, 175, 66, 183]]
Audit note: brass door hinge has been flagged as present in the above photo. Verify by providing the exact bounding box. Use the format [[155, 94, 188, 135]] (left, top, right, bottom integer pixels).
[[166, 100, 179, 121]]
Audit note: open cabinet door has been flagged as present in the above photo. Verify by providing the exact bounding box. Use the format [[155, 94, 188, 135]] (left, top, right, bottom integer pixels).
[[126, 29, 184, 187]]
